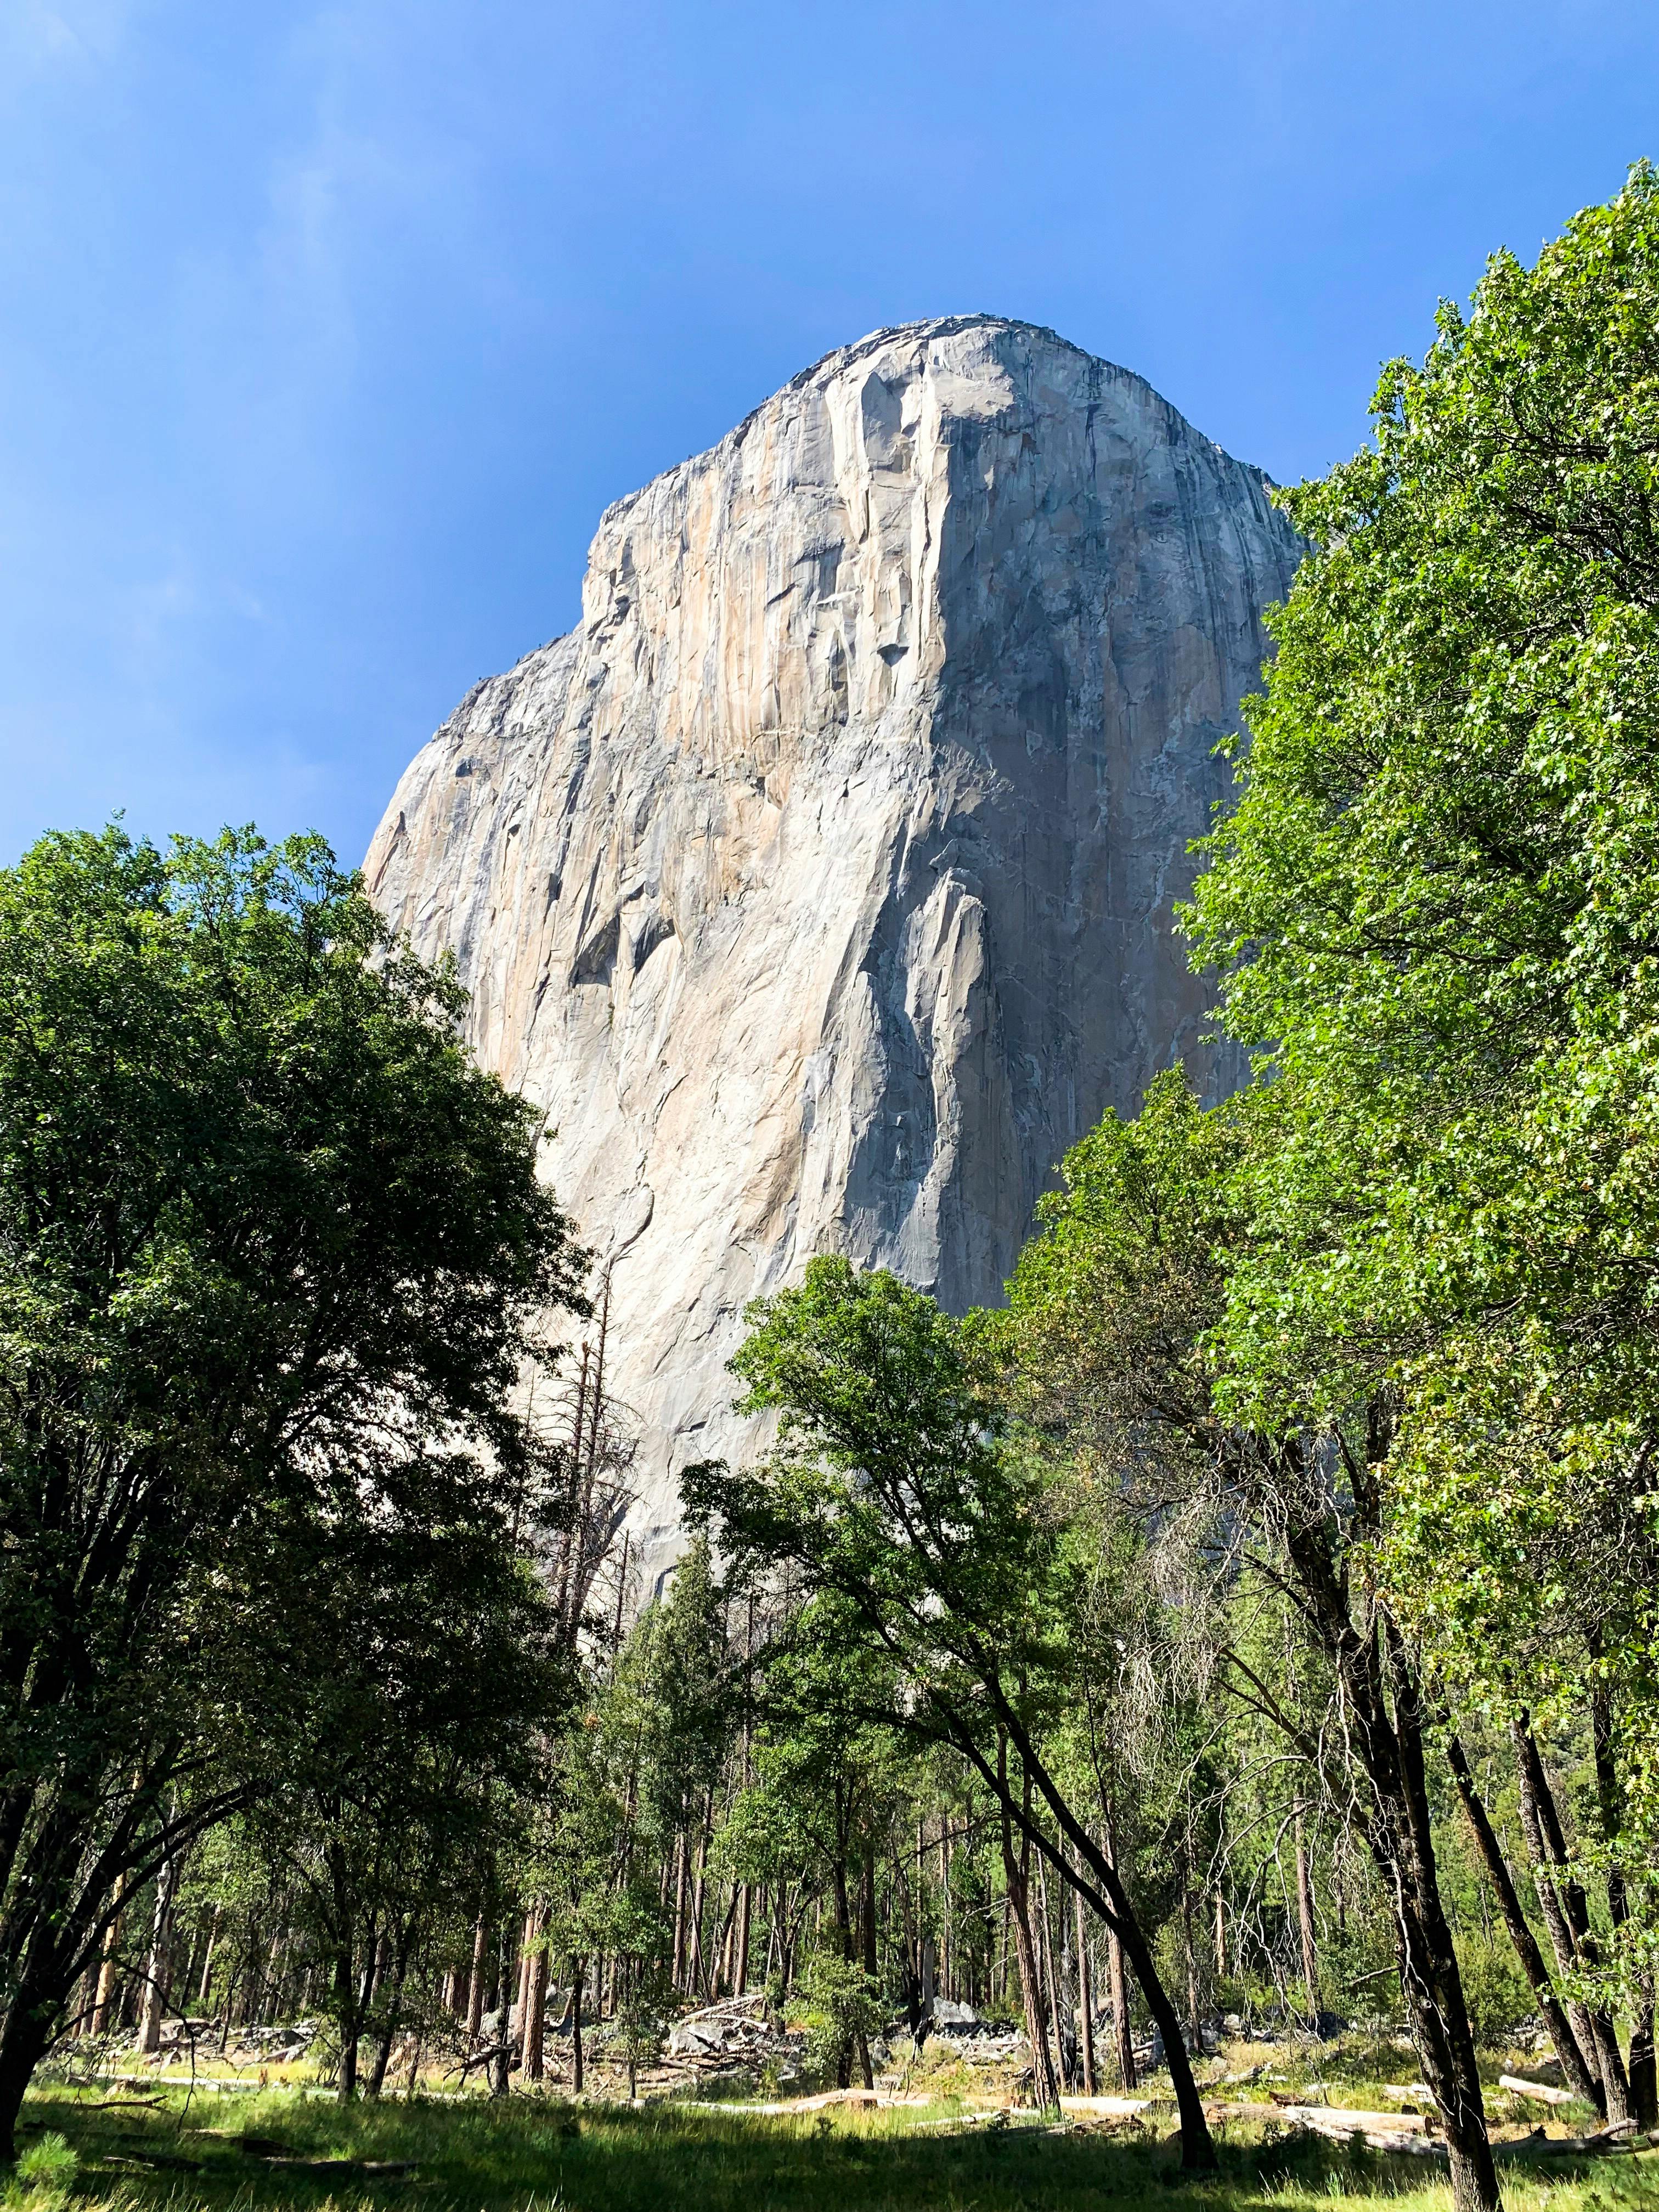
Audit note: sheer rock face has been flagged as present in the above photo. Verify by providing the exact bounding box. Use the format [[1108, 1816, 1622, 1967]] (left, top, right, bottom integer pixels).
[[366, 317, 1302, 1583]]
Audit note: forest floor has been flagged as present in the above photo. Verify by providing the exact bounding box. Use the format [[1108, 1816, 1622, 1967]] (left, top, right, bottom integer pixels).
[[13, 2041, 1657, 2212]]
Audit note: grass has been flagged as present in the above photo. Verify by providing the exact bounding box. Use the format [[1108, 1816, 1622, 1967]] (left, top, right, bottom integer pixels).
[[10, 2079, 1657, 2212]]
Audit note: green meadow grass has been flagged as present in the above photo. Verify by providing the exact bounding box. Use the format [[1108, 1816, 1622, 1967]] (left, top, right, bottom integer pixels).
[[9, 2083, 1657, 2212]]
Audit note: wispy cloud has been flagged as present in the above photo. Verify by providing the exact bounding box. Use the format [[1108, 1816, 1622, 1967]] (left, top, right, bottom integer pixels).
[[5, 0, 128, 69]]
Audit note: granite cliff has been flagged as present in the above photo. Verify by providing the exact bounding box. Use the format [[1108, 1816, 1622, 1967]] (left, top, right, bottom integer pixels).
[[366, 316, 1303, 1590]]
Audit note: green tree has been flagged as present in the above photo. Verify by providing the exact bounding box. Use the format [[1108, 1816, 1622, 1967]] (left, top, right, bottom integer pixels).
[[1006, 1073, 1502, 2212], [0, 825, 585, 2154], [684, 1258, 1219, 2166], [724, 1596, 902, 2087], [1183, 162, 1659, 2141], [250, 1498, 565, 2101]]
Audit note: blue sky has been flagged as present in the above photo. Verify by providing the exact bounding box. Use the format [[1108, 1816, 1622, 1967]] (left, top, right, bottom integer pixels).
[[2, 1, 1654, 868]]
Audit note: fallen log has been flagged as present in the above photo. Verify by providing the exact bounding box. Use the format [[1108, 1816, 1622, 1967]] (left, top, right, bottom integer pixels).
[[257, 2156, 419, 2176], [1500, 2074, 1578, 2108], [1270, 2106, 1442, 2155]]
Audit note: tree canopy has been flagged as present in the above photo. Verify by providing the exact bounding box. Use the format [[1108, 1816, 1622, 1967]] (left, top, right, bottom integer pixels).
[[0, 825, 585, 2148]]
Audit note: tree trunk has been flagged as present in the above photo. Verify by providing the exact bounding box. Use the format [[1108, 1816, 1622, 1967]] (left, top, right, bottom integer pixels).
[[1362, 1627, 1500, 2212], [672, 1829, 687, 1991], [1590, 1677, 1655, 2129], [831, 1851, 855, 2090], [735, 1884, 752, 1996], [522, 1915, 548, 2082], [366, 1929, 411, 2099], [465, 1914, 487, 2045], [0, 1997, 53, 2162], [1630, 1971, 1658, 2133], [1074, 1881, 1097, 2094], [1108, 1926, 1135, 2087], [138, 1847, 181, 2055], [985, 1706, 1217, 2165], [489, 1919, 515, 2097], [1446, 1733, 1603, 2111], [89, 1874, 128, 2036], [334, 1939, 359, 2103], [688, 1816, 710, 1999], [1267, 1516, 1501, 2212], [861, 1849, 878, 1981], [1181, 1886, 1203, 2051], [996, 1740, 1059, 2113], [197, 1908, 219, 2009], [1515, 1718, 1628, 2119], [1035, 1849, 1068, 2092], [1294, 1812, 1319, 2026], [515, 1911, 536, 2033], [939, 1830, 951, 2002], [570, 1959, 585, 2095]]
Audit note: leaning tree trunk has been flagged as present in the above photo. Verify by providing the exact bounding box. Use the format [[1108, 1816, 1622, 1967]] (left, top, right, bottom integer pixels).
[[995, 1736, 1059, 2113], [0, 1963, 58, 2161], [1333, 1605, 1502, 2209], [1446, 1734, 1603, 2112], [989, 1710, 1214, 2166], [1590, 1673, 1657, 2130], [1515, 1717, 1629, 2121]]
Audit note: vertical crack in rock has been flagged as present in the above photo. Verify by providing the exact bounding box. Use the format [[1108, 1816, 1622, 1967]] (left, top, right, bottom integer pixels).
[[365, 316, 1304, 1587]]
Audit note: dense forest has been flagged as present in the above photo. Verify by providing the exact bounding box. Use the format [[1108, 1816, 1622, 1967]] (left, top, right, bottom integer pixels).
[[7, 168, 1659, 2212]]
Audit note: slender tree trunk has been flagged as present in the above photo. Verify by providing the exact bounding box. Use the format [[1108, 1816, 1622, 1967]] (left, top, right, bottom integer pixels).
[[515, 1911, 536, 2031], [1182, 1889, 1203, 2052], [687, 1810, 710, 1999], [1630, 1971, 1658, 2134], [940, 1829, 951, 2003], [735, 1884, 752, 1996], [672, 1829, 688, 1991], [570, 1959, 585, 2095], [996, 1739, 1059, 2112], [334, 1942, 359, 2103], [1263, 1512, 1500, 2212], [1107, 1927, 1135, 2087], [465, 1914, 487, 2046], [991, 1703, 1218, 2164], [831, 1851, 856, 2090], [89, 1874, 128, 2036], [489, 1919, 515, 2097], [1365, 1630, 1501, 2212], [1074, 1877, 1097, 2094], [1099, 1807, 1136, 2090], [1294, 1812, 1319, 2027], [197, 1909, 219, 2010], [367, 1927, 411, 2100], [1589, 1677, 1656, 2130], [861, 1849, 878, 1981], [1036, 1849, 1068, 2092], [138, 1846, 181, 2055], [1515, 1718, 1628, 2119], [1446, 1734, 1603, 2111]]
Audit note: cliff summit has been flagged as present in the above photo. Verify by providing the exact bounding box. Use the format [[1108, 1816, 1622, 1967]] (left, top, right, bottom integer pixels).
[[366, 317, 1303, 1586]]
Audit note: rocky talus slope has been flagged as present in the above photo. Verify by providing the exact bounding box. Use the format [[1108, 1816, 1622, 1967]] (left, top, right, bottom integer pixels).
[[366, 317, 1302, 1588]]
